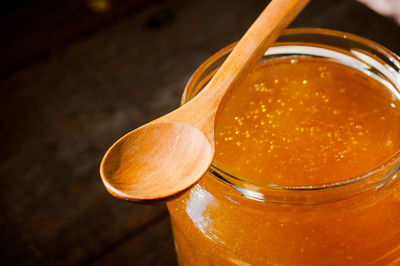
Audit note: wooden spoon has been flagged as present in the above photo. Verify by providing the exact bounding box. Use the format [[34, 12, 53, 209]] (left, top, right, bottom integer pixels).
[[100, 0, 310, 202]]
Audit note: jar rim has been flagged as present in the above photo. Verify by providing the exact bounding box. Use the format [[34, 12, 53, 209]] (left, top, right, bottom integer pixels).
[[181, 28, 400, 204]]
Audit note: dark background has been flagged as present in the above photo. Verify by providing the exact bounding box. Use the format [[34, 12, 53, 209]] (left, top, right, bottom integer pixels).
[[1, 0, 400, 265]]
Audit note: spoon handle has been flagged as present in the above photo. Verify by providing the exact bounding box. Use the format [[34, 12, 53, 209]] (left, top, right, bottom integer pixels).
[[204, 0, 309, 99], [189, 0, 310, 129]]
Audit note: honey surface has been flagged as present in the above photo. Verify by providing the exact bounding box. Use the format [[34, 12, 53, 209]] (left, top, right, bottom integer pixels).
[[214, 57, 400, 185]]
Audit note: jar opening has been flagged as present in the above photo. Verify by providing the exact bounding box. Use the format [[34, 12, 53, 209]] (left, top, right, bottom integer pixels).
[[182, 28, 400, 204]]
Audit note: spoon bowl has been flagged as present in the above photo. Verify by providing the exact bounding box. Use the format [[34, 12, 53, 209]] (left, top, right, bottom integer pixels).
[[100, 0, 310, 202], [100, 122, 214, 201]]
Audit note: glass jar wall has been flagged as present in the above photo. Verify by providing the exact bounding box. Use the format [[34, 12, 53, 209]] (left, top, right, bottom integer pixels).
[[167, 28, 400, 265]]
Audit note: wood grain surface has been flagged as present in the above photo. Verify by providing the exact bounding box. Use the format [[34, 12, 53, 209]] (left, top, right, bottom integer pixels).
[[1, 0, 400, 265]]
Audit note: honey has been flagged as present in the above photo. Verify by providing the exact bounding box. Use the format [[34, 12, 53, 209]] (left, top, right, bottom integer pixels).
[[167, 29, 400, 265], [214, 57, 400, 186]]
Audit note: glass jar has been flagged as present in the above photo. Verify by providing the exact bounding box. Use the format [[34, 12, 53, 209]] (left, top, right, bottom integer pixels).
[[167, 28, 400, 265]]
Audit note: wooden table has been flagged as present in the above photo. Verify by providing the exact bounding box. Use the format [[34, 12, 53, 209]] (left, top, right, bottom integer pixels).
[[1, 0, 400, 265]]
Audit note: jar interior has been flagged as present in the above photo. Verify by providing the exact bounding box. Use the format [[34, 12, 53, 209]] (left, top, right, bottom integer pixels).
[[181, 28, 400, 204]]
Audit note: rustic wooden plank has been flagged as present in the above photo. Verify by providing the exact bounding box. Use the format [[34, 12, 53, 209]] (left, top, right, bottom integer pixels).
[[0, 0, 164, 75], [0, 0, 400, 265], [87, 214, 177, 266]]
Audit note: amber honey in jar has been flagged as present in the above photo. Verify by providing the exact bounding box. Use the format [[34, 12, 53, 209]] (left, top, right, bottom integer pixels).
[[167, 28, 400, 265]]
